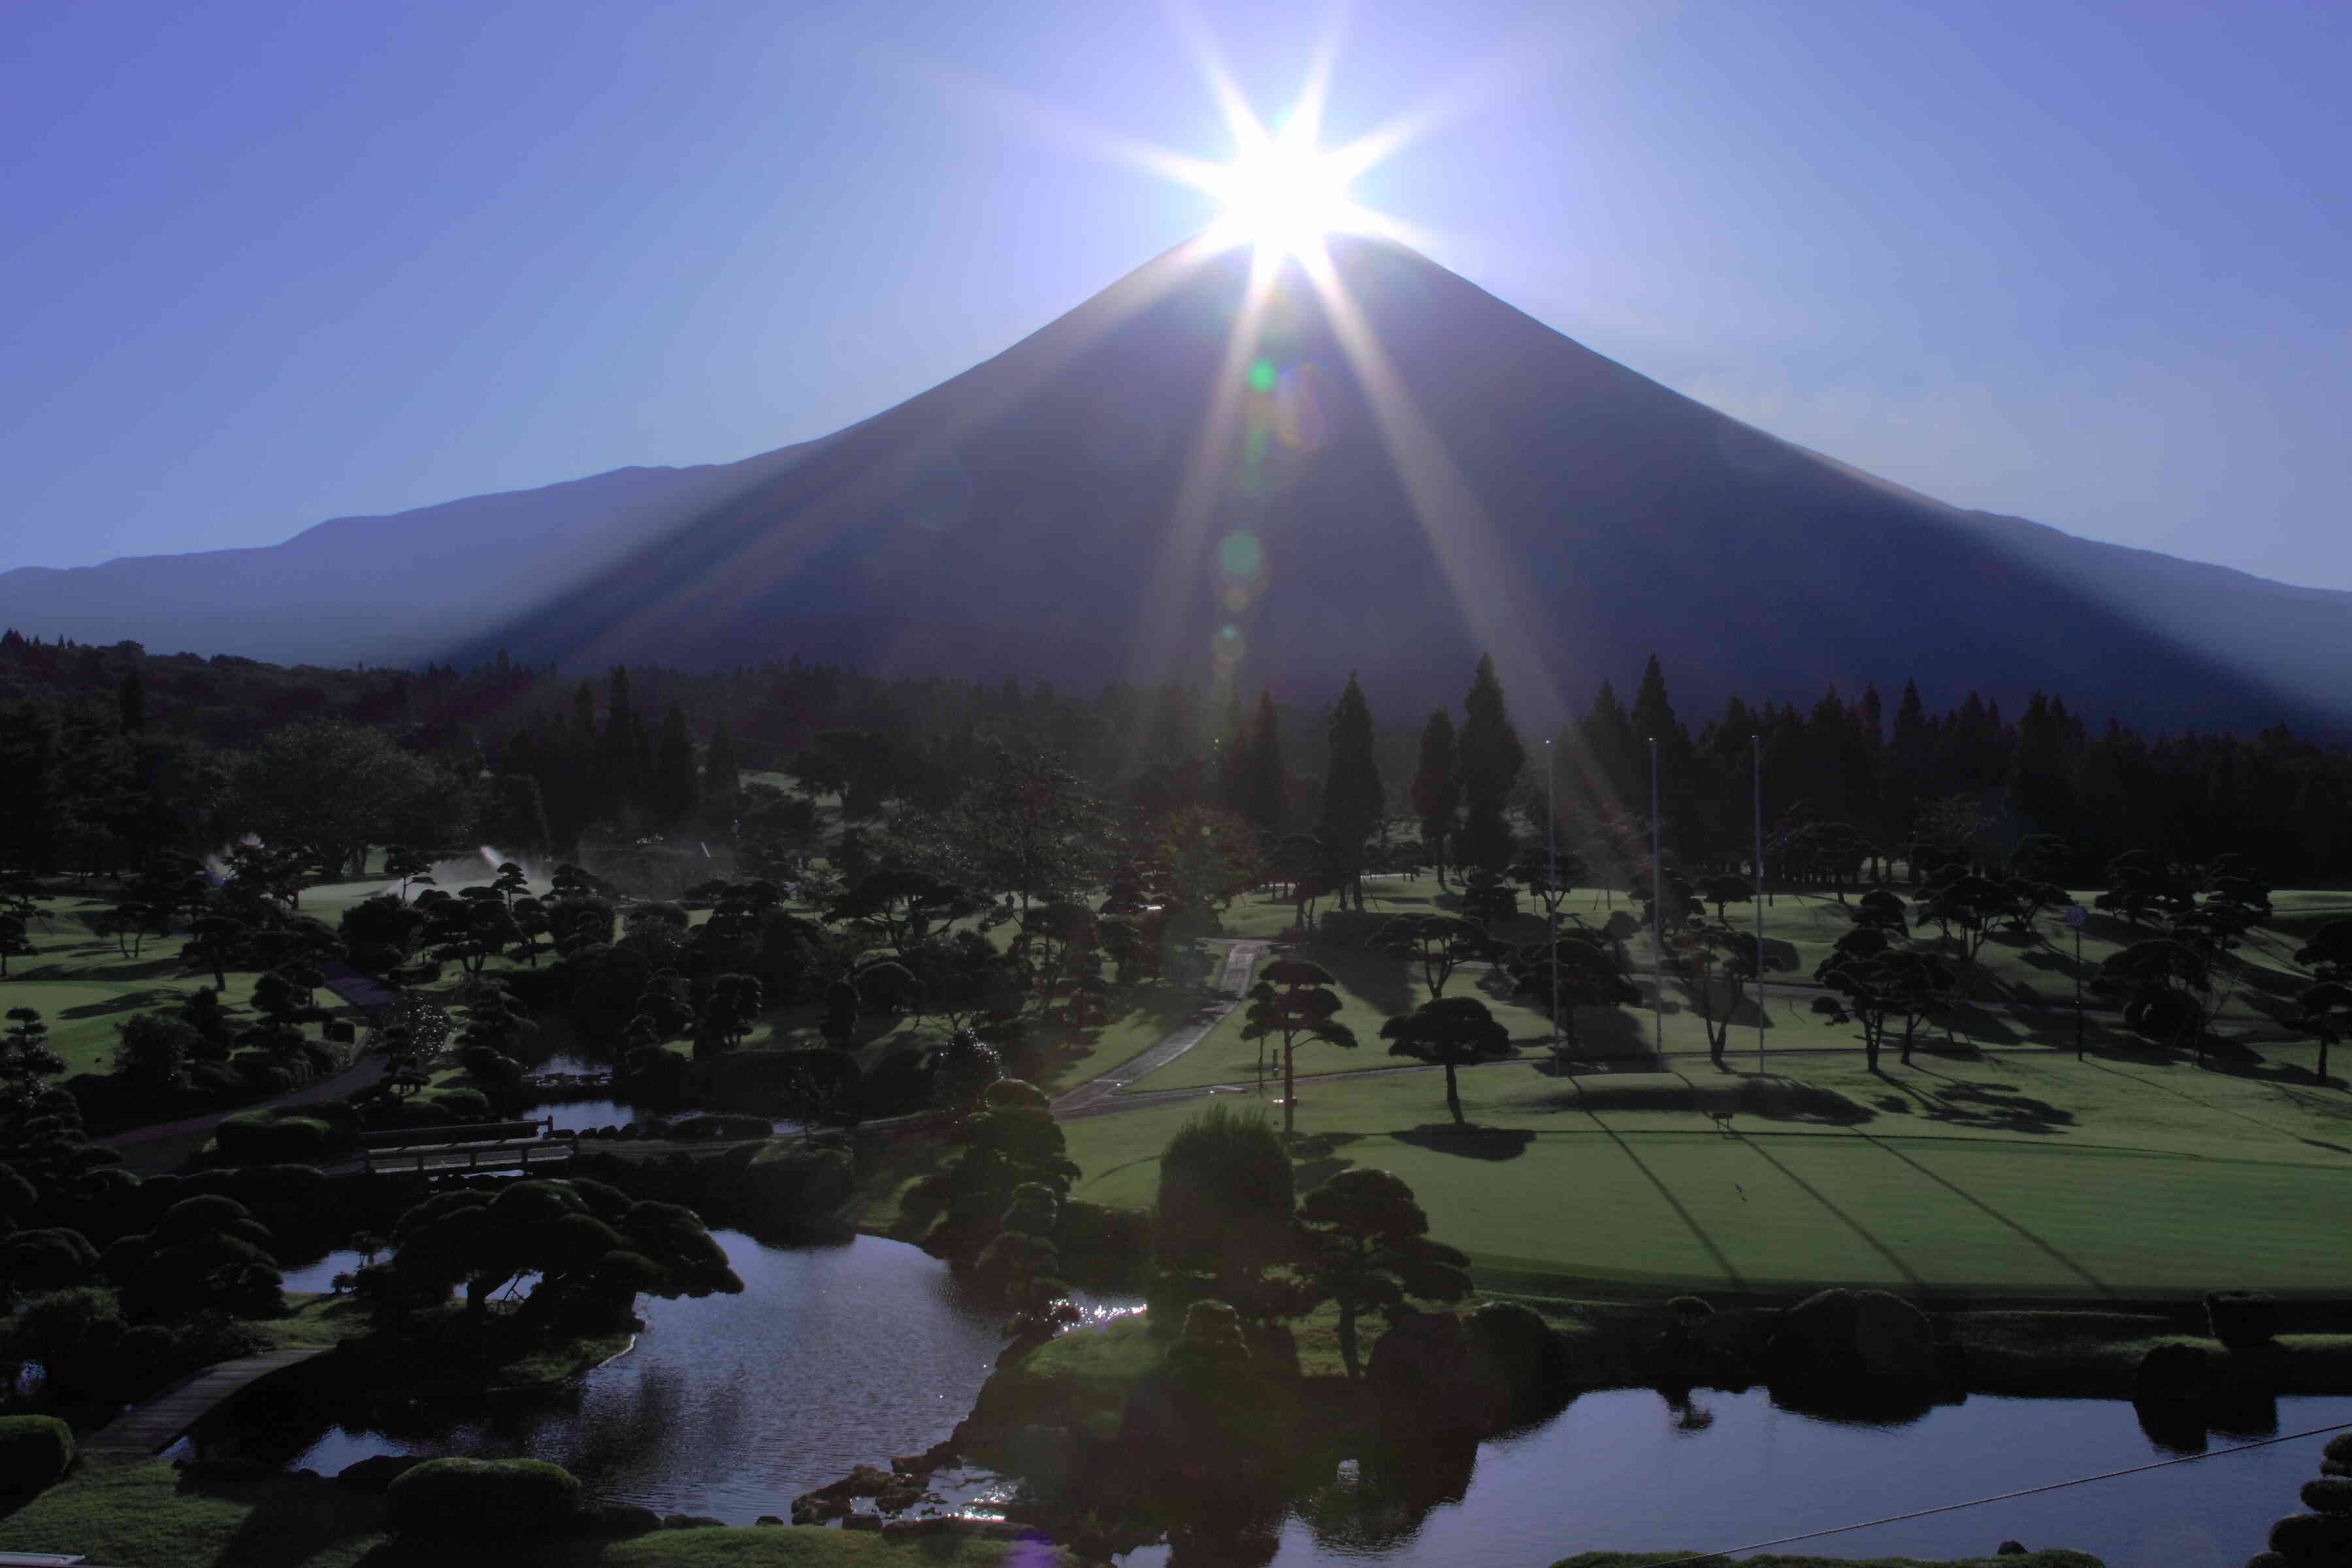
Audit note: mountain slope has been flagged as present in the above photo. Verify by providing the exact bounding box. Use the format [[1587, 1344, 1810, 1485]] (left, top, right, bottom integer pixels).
[[4, 236, 2344, 732]]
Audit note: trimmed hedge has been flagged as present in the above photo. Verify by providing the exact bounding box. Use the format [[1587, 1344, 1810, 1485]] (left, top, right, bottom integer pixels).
[[386, 1457, 582, 1540], [2205, 1289, 2279, 1348], [0, 1415, 75, 1494], [216, 1111, 331, 1164]]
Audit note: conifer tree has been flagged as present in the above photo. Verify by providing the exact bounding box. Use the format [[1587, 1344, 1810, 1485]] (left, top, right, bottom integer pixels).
[[652, 704, 700, 826], [1241, 691, 1287, 836], [1320, 675, 1383, 911], [1456, 655, 1524, 873], [1410, 710, 1462, 889], [703, 721, 741, 817]]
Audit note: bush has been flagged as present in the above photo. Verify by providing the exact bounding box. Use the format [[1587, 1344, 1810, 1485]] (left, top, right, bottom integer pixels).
[[2272, 1512, 2352, 1558], [3, 1228, 98, 1291], [428, 1088, 492, 1121], [386, 1457, 583, 1540], [2205, 1290, 2281, 1348], [0, 1415, 75, 1493], [1157, 1103, 1292, 1284], [1467, 1299, 1571, 1403], [216, 1111, 330, 1164], [2302, 1477, 2352, 1516]]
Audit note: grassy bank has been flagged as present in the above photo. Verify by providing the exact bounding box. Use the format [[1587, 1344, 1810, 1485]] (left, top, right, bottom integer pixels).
[[0, 1455, 1062, 1568], [1552, 1553, 2103, 1567]]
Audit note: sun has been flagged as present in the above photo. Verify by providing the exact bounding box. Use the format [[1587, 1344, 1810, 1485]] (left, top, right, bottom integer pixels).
[[1205, 114, 1362, 258]]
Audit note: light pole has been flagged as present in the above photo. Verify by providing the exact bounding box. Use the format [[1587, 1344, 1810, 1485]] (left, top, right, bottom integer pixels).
[[1650, 735, 1663, 1060], [1754, 734, 1765, 1074], [1547, 738, 1560, 1060]]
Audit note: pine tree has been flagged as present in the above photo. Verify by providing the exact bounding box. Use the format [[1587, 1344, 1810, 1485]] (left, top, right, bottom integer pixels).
[[1410, 710, 1462, 889], [651, 704, 700, 826], [1241, 691, 1287, 836], [603, 666, 640, 820], [703, 721, 741, 817], [117, 670, 146, 736], [2008, 691, 2076, 836], [1456, 655, 1524, 873], [1320, 674, 1384, 911]]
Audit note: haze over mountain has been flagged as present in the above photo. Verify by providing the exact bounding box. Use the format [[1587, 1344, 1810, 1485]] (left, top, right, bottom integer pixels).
[[6, 237, 2346, 736]]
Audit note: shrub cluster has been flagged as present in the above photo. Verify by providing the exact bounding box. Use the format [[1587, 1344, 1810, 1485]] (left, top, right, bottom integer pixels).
[[0, 1414, 74, 1494], [385, 1457, 582, 1540]]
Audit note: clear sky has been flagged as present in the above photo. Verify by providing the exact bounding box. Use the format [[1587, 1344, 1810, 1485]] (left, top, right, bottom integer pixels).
[[5, 1, 2347, 586]]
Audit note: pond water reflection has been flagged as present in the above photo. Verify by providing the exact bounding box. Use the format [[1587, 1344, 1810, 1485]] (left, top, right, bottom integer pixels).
[[234, 1232, 1135, 1518], [247, 1235, 2347, 1566], [1118, 1385, 2351, 1568]]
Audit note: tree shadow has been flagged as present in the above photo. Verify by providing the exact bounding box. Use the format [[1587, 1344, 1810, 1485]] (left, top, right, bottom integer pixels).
[[1303, 939, 1414, 1020], [1391, 1124, 1535, 1161], [182, 1468, 386, 1568], [57, 985, 186, 1019], [1936, 1003, 2023, 1047], [1910, 1074, 2076, 1135], [1288, 1131, 1364, 1192], [1560, 1005, 1658, 1069]]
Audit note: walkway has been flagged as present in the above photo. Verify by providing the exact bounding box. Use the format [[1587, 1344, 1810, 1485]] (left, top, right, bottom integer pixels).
[[84, 1347, 331, 1453], [95, 1052, 386, 1174], [1051, 940, 1269, 1116]]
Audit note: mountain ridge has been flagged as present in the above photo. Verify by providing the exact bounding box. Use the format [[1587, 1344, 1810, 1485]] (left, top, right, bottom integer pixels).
[[4, 235, 2345, 734]]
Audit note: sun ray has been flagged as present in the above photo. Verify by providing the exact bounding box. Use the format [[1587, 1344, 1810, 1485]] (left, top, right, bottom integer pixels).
[[1289, 235, 1567, 725]]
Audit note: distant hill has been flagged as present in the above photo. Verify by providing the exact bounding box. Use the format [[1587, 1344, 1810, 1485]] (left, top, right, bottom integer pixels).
[[5, 236, 2345, 733]]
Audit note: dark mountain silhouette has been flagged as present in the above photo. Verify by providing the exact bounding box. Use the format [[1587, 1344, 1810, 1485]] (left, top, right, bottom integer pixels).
[[5, 235, 2345, 733]]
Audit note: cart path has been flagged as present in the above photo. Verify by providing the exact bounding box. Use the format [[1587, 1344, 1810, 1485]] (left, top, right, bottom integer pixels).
[[1051, 940, 1269, 1117]]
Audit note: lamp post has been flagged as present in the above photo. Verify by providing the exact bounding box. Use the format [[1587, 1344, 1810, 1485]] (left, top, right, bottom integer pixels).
[[1754, 734, 1765, 1073], [1547, 738, 1560, 1060], [1651, 735, 1663, 1060]]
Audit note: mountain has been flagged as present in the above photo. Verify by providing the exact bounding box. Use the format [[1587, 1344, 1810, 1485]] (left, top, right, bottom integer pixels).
[[5, 235, 2347, 734]]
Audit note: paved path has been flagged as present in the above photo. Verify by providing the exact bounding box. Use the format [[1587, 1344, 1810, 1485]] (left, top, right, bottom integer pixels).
[[85, 1347, 331, 1452], [1051, 941, 1268, 1117], [95, 1052, 387, 1173]]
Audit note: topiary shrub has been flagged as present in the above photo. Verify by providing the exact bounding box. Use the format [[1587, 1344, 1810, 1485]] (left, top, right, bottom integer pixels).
[[2206, 1290, 2281, 1349], [2301, 1476, 2352, 1516], [216, 1111, 329, 1164], [427, 1088, 492, 1122], [0, 1414, 75, 1494], [1467, 1299, 1571, 1396], [386, 1457, 582, 1540], [2272, 1511, 2352, 1558], [3, 1227, 98, 1292]]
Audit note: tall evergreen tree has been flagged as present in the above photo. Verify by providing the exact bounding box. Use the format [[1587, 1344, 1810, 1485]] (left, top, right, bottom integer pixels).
[[703, 721, 742, 818], [1456, 655, 1524, 873], [603, 666, 641, 819], [651, 704, 700, 826], [2008, 690, 2077, 836], [116, 670, 146, 736], [1410, 710, 1462, 889], [1320, 674, 1384, 911], [1241, 691, 1287, 836]]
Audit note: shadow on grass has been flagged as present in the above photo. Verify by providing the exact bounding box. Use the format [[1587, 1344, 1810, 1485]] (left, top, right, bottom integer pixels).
[[1288, 1131, 1364, 1192], [1511, 1073, 1874, 1127], [1858, 1133, 2115, 1298], [1391, 1124, 1535, 1161], [1908, 1070, 2076, 1135], [183, 1468, 385, 1568], [56, 985, 188, 1019], [1301, 938, 1414, 1020]]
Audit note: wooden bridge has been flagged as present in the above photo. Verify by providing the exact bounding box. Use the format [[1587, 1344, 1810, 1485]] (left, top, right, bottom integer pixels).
[[84, 1347, 331, 1453], [355, 1119, 577, 1177]]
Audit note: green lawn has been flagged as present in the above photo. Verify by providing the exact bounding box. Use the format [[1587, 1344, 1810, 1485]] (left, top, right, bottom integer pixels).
[[1063, 1032, 2352, 1300]]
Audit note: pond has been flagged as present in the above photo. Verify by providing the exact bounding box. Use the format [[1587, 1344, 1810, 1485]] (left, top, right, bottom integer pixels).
[[250, 1241, 2349, 1566], [1113, 1386, 2352, 1568], [236, 1232, 1137, 1518]]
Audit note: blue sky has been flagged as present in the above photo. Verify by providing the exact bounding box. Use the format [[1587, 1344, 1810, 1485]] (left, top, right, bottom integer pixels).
[[5, 0, 2347, 586]]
